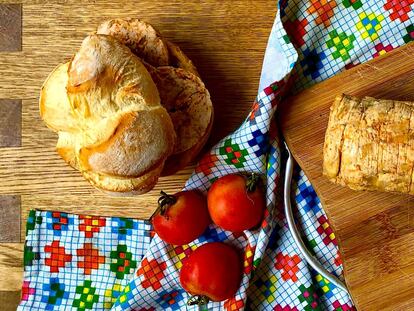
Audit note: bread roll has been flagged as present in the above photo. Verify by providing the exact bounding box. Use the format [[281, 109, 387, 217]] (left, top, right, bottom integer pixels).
[[97, 18, 199, 76], [40, 62, 78, 132], [97, 18, 169, 67], [323, 94, 414, 195], [82, 166, 163, 196], [97, 18, 213, 174], [146, 66, 212, 153], [40, 34, 176, 195], [164, 39, 199, 77]]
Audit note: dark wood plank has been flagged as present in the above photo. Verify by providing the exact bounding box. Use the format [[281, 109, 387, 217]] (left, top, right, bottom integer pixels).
[[0, 4, 22, 51], [0, 99, 21, 147], [0, 291, 21, 311], [0, 195, 21, 242]]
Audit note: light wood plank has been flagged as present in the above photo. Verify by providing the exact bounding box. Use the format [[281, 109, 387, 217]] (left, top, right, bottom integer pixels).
[[0, 243, 23, 291], [0, 2, 275, 306]]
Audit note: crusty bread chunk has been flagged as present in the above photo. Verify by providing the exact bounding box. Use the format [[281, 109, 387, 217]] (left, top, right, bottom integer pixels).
[[164, 39, 199, 77], [41, 19, 214, 195], [323, 94, 414, 195]]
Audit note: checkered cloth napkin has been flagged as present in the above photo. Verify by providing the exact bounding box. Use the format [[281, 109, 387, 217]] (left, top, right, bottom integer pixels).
[[18, 0, 414, 310]]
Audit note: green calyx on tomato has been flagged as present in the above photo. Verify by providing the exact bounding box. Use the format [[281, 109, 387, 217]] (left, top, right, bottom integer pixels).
[[246, 172, 260, 192], [187, 295, 210, 306], [150, 191, 177, 220]]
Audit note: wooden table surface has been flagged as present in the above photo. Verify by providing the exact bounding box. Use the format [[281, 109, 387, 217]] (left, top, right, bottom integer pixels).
[[0, 1, 275, 309]]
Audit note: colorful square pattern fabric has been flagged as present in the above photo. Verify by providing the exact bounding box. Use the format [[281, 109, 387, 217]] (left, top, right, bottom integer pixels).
[[18, 211, 152, 310], [19, 0, 413, 310]]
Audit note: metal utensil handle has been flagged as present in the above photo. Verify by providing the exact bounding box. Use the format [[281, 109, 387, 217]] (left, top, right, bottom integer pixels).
[[283, 143, 348, 292]]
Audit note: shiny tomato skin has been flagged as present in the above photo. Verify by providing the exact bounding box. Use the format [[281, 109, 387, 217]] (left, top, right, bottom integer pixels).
[[179, 242, 242, 302], [207, 174, 265, 232], [152, 190, 210, 245]]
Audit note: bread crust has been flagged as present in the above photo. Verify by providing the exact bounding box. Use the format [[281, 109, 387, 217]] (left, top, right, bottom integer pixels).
[[78, 109, 175, 177], [145, 65, 213, 174], [164, 39, 199, 77], [40, 34, 176, 195], [97, 19, 199, 76], [95, 19, 213, 175], [147, 66, 212, 152], [323, 94, 414, 195], [97, 18, 169, 67], [82, 164, 163, 195], [40, 62, 78, 132], [162, 109, 213, 175], [41, 19, 213, 193]]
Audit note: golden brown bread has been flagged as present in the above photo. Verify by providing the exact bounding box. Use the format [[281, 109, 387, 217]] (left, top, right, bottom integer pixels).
[[40, 34, 176, 195], [97, 18, 212, 174], [82, 166, 163, 196], [96, 18, 169, 67], [162, 111, 213, 176], [164, 39, 199, 77], [40, 62, 78, 133], [323, 94, 414, 195], [78, 110, 174, 178], [97, 18, 199, 76], [146, 65, 213, 174], [41, 19, 213, 194]]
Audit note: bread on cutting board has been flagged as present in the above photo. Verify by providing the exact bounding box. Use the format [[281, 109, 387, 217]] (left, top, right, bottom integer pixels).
[[40, 19, 213, 195], [323, 94, 414, 195]]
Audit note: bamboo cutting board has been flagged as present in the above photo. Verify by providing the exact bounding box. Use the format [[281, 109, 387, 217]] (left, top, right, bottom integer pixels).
[[280, 43, 414, 311], [0, 1, 275, 309]]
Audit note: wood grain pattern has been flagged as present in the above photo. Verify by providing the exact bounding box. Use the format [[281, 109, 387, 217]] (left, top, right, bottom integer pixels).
[[280, 42, 414, 311], [0, 243, 23, 291], [0, 4, 21, 51], [0, 0, 275, 307]]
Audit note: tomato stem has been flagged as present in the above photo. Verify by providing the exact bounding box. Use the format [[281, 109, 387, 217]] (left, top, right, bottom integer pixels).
[[149, 191, 177, 221], [187, 295, 210, 306], [246, 173, 260, 192]]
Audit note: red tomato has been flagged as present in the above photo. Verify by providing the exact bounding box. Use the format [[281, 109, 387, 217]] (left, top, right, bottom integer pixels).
[[207, 173, 265, 232], [180, 242, 242, 304], [152, 190, 210, 245]]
